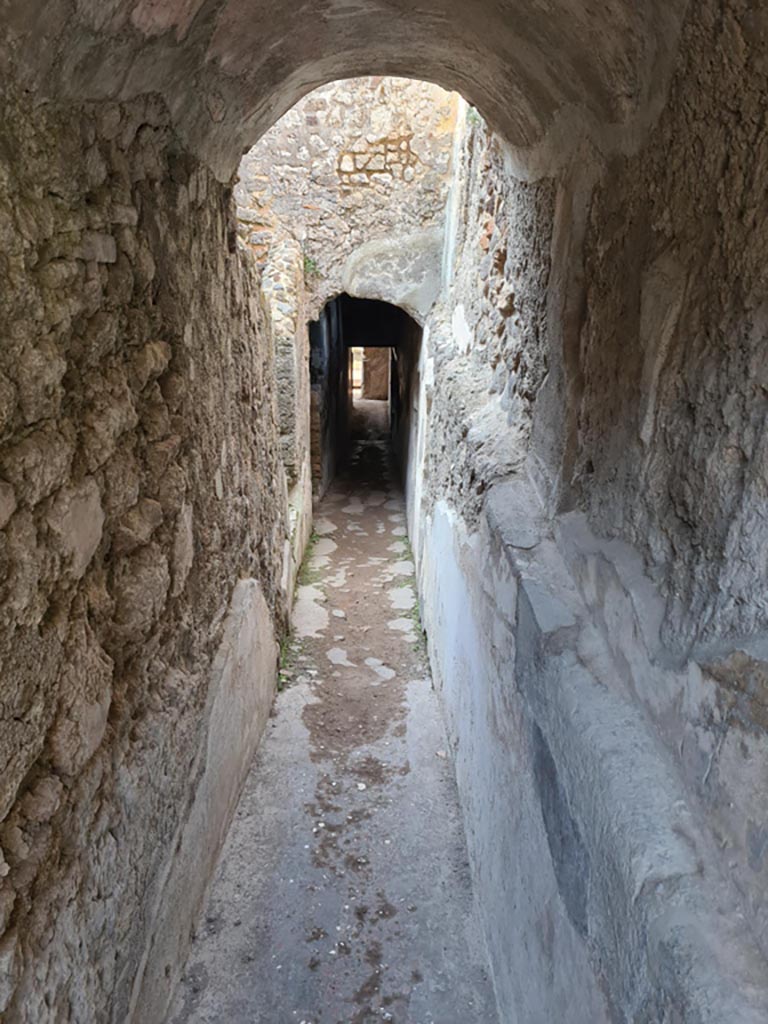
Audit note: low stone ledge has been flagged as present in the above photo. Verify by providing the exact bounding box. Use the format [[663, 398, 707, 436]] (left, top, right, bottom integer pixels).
[[419, 479, 768, 1022]]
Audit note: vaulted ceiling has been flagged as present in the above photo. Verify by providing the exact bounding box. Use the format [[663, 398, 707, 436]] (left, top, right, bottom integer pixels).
[[3, 0, 689, 179]]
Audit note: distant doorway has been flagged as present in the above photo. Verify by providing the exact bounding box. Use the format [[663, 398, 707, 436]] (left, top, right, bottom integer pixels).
[[349, 346, 392, 438]]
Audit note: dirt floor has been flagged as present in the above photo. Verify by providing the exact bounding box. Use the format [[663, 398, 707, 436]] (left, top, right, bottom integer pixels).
[[168, 401, 498, 1024]]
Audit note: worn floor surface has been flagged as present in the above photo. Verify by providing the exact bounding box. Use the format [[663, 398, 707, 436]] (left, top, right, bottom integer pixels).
[[168, 404, 498, 1024]]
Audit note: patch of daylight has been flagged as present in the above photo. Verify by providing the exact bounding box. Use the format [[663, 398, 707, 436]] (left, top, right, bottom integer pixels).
[[327, 568, 347, 588], [326, 647, 356, 667], [314, 537, 337, 556], [388, 585, 416, 611], [314, 518, 337, 535], [293, 584, 328, 638], [365, 657, 396, 681], [388, 617, 415, 633], [390, 559, 415, 576]]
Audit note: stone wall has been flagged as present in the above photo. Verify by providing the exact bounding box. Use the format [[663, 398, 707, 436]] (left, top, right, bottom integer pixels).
[[261, 236, 310, 489], [404, 5, 768, 1015], [416, 106, 556, 529], [573, 0, 768, 659], [261, 234, 313, 609], [236, 77, 458, 319], [0, 86, 292, 1022], [564, 0, 768, 969]]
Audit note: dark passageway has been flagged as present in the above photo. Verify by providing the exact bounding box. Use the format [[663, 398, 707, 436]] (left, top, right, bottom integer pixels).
[[168, 400, 497, 1024], [309, 296, 422, 499]]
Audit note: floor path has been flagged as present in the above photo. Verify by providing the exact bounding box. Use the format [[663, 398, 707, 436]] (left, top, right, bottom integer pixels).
[[169, 411, 498, 1024]]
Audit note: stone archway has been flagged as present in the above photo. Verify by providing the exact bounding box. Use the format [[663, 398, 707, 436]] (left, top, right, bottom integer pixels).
[[2, 0, 688, 179]]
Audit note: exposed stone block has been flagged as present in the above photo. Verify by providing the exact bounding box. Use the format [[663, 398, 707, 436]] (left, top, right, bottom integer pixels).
[[46, 476, 104, 579], [112, 542, 170, 634], [19, 777, 63, 824], [112, 497, 163, 555], [132, 340, 172, 391], [0, 423, 76, 507], [0, 481, 16, 528], [47, 623, 113, 776], [75, 231, 117, 263]]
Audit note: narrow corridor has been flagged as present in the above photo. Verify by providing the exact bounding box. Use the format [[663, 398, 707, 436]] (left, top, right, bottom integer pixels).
[[168, 410, 498, 1023]]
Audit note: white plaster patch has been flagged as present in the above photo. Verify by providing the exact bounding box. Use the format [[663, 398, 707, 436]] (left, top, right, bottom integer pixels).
[[326, 647, 356, 667], [388, 585, 415, 611], [452, 301, 472, 356], [332, 608, 346, 619], [293, 584, 328, 638]]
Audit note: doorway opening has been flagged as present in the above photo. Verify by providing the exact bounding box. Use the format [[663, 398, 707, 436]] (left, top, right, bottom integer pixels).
[[309, 294, 421, 499], [349, 347, 392, 441]]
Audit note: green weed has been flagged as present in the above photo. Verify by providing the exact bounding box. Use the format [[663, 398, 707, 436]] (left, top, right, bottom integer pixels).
[[303, 254, 320, 277], [298, 529, 323, 586]]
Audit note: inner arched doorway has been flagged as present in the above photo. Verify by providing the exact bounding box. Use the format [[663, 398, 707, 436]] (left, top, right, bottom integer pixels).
[[309, 295, 422, 498]]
